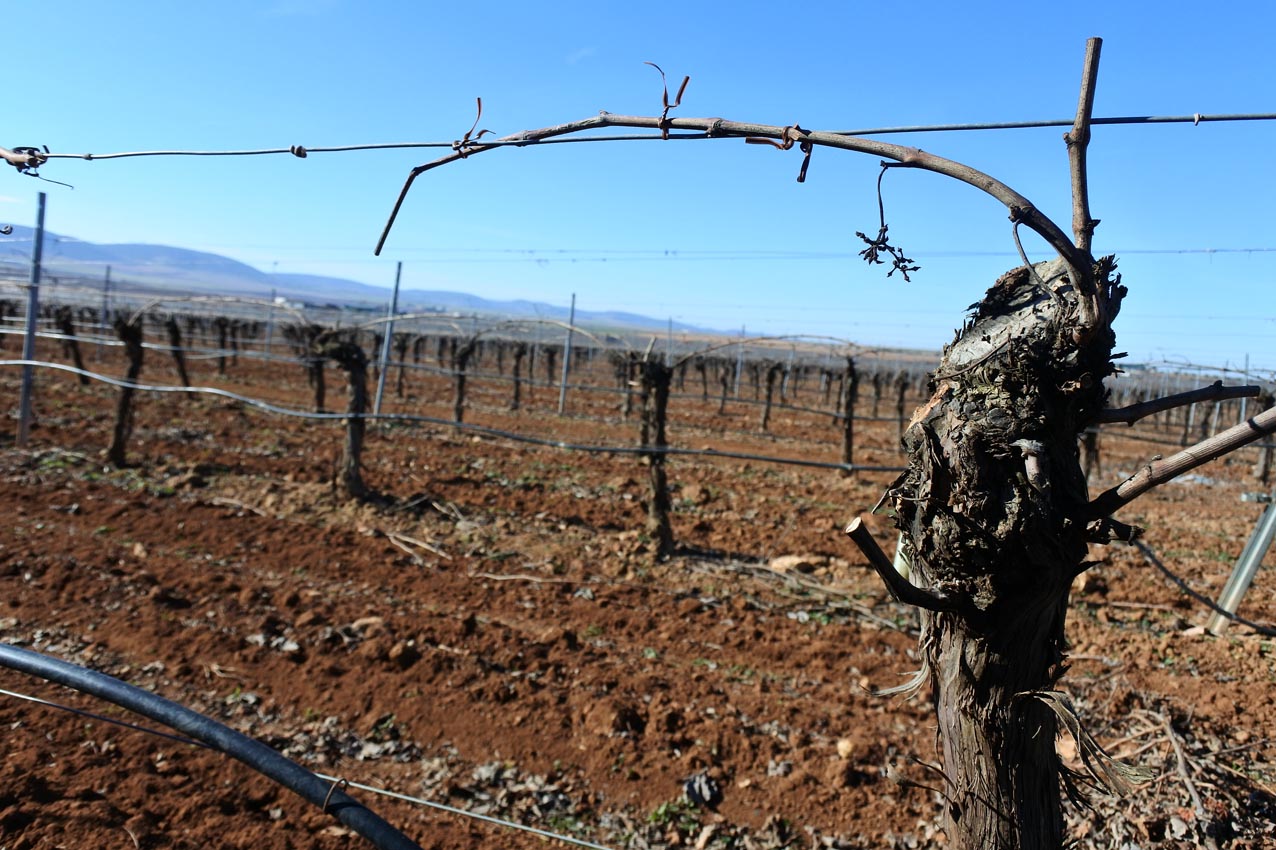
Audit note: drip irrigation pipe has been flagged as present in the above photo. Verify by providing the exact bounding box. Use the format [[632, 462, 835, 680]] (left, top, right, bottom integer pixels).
[[0, 683, 617, 850], [0, 642, 422, 850], [1130, 545, 1276, 637]]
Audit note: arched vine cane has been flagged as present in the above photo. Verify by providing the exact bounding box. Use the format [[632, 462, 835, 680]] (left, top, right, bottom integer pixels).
[[375, 113, 1092, 278]]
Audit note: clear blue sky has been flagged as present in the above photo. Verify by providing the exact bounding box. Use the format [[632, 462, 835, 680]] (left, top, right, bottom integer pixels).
[[5, 1, 1274, 374]]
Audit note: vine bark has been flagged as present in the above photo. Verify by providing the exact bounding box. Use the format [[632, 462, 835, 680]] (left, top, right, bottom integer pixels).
[[884, 257, 1126, 847]]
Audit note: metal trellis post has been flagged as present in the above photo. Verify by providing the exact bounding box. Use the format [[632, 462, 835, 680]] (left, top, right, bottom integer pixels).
[[17, 192, 46, 448], [264, 287, 276, 358], [96, 264, 110, 362], [781, 345, 795, 398], [1206, 490, 1276, 635], [557, 293, 575, 415], [373, 261, 402, 417]]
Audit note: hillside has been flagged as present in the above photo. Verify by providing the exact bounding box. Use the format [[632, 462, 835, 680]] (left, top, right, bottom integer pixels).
[[0, 225, 702, 332]]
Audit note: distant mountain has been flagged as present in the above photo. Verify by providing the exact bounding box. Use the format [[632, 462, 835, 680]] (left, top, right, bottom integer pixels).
[[0, 226, 704, 333], [0, 225, 274, 297]]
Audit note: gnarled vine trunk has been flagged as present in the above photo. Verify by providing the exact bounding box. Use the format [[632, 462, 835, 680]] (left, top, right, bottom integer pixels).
[[213, 317, 229, 375], [452, 338, 477, 425], [760, 362, 782, 432], [394, 333, 409, 398], [322, 340, 369, 500], [888, 258, 1126, 849], [510, 342, 527, 410], [106, 316, 145, 468], [164, 317, 194, 393], [54, 307, 89, 385], [840, 357, 859, 474], [638, 359, 674, 559]]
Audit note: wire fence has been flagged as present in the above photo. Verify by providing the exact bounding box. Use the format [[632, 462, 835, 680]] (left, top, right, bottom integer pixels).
[[4, 301, 1272, 468], [0, 359, 907, 474], [0, 323, 936, 432], [18, 111, 1276, 165]]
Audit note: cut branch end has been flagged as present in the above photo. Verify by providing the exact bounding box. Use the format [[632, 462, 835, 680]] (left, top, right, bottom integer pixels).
[[844, 518, 961, 615]]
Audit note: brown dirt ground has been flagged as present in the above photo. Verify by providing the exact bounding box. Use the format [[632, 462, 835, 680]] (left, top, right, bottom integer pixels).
[[1, 335, 1274, 850]]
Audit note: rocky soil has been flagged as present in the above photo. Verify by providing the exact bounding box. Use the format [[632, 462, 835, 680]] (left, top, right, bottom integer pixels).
[[1, 338, 1273, 849]]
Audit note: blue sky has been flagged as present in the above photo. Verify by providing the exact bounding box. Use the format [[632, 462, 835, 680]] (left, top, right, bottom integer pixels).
[[4, 1, 1274, 374]]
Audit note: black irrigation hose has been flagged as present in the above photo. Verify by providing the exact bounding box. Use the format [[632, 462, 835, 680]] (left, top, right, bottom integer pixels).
[[1130, 544, 1276, 637], [0, 643, 423, 850]]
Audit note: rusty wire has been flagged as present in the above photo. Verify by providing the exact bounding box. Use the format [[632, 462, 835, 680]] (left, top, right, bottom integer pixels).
[[644, 61, 690, 139], [744, 125, 815, 182], [5, 111, 1270, 166]]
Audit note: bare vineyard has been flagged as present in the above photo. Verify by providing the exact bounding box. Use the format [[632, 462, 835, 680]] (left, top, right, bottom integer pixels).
[[2, 288, 1275, 849], [3, 291, 1268, 495]]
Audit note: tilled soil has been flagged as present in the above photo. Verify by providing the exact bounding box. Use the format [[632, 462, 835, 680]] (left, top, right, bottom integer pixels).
[[1, 341, 1274, 849]]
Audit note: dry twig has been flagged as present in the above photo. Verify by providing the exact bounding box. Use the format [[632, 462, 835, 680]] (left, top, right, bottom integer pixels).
[[386, 530, 451, 560], [206, 496, 270, 517], [1158, 712, 1221, 850], [1097, 381, 1259, 426], [844, 518, 963, 615], [468, 572, 578, 585], [1089, 404, 1276, 517]]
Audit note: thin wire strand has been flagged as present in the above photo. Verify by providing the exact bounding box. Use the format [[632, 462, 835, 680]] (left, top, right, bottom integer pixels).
[[3, 245, 1275, 264], [11, 347, 1268, 451], [34, 112, 1276, 162], [43, 134, 711, 161], [0, 686, 208, 748], [0, 329, 920, 436], [309, 773, 616, 850]]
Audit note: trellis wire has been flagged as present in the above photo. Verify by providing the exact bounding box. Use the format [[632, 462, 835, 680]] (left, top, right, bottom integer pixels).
[[0, 327, 893, 419], [309, 774, 617, 850], [1084, 426, 1276, 453], [7, 355, 1269, 467], [19, 326, 1263, 440], [31, 111, 1276, 163], [0, 685, 208, 748], [0, 319, 941, 430], [0, 359, 907, 474], [5, 324, 1267, 449]]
